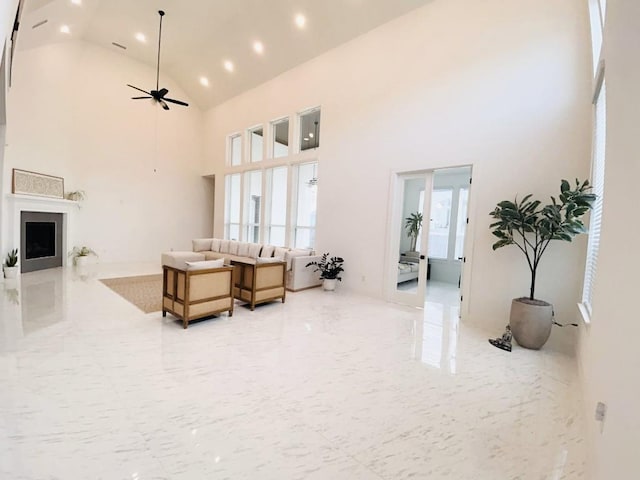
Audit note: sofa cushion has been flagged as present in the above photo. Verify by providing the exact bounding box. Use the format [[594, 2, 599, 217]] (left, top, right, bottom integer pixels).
[[193, 238, 213, 252], [260, 245, 275, 258], [186, 258, 225, 270], [204, 252, 226, 261], [220, 240, 230, 253], [248, 243, 262, 259], [211, 238, 222, 252], [274, 247, 288, 260], [237, 242, 250, 257], [229, 240, 240, 255]]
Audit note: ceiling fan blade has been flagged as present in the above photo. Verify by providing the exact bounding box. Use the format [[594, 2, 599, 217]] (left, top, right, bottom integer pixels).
[[163, 97, 189, 107], [159, 100, 170, 110], [127, 84, 151, 95], [131, 96, 152, 99], [158, 88, 168, 98]]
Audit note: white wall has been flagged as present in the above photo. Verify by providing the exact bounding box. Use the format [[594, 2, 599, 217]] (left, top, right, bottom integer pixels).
[[2, 40, 212, 262], [577, 1, 640, 477], [204, 0, 592, 336]]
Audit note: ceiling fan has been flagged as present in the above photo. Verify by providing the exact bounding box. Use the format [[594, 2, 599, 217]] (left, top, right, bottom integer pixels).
[[127, 10, 188, 111]]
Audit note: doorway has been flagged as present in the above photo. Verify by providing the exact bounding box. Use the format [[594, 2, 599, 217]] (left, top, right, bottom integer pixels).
[[387, 166, 472, 311]]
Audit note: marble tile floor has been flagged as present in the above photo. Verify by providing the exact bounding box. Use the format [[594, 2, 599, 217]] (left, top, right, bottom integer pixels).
[[0, 264, 585, 479]]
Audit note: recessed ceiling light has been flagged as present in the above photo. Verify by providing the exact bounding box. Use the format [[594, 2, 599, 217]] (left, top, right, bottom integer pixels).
[[253, 41, 264, 54], [60, 25, 70, 34], [223, 60, 234, 72], [295, 14, 306, 29], [200, 77, 209, 87], [304, 137, 309, 141], [71, 0, 82, 5], [309, 133, 314, 138], [135, 33, 146, 43]]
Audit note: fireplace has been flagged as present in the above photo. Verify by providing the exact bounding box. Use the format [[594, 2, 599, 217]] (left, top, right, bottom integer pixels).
[[20, 212, 63, 273]]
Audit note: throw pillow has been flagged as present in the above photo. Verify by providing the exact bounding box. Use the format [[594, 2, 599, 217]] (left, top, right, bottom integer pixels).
[[260, 245, 275, 258], [256, 257, 284, 264], [211, 238, 222, 252], [248, 243, 262, 259], [237, 242, 250, 257], [185, 258, 225, 270], [192, 238, 213, 252], [229, 240, 239, 255], [219, 240, 230, 253], [274, 247, 289, 260]]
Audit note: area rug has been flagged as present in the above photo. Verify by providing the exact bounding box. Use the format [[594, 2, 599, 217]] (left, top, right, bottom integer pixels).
[[100, 274, 162, 313]]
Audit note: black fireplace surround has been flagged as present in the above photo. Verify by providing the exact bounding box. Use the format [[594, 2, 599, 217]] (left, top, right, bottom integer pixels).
[[20, 211, 63, 273]]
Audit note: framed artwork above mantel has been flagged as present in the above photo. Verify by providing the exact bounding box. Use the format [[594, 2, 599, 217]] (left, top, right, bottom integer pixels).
[[12, 169, 64, 199]]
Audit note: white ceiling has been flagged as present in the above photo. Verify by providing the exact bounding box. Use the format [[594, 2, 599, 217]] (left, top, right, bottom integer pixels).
[[16, 0, 433, 110]]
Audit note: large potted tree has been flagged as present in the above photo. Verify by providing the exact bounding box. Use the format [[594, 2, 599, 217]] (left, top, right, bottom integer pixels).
[[490, 179, 595, 349]]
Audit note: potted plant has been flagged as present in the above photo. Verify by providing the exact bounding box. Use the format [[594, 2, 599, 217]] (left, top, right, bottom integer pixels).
[[490, 179, 595, 349], [3, 249, 19, 279], [69, 246, 97, 267], [306, 253, 344, 291], [404, 212, 423, 254]]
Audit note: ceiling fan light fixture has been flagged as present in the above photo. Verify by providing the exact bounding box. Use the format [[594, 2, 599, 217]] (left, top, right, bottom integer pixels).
[[126, 10, 189, 111]]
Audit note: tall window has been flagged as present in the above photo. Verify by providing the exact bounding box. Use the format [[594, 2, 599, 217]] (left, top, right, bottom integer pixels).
[[224, 174, 241, 240], [265, 166, 288, 246], [293, 162, 318, 249], [582, 77, 606, 317], [428, 189, 453, 259], [223, 108, 320, 249], [242, 170, 262, 243], [581, 0, 607, 320]]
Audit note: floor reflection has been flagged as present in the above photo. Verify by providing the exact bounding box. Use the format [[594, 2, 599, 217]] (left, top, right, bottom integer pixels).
[[414, 281, 460, 373]]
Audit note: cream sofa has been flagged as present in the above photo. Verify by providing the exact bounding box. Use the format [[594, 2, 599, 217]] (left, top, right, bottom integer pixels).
[[192, 238, 322, 292]]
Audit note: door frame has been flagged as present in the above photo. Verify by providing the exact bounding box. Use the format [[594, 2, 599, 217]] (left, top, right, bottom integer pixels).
[[384, 165, 475, 319]]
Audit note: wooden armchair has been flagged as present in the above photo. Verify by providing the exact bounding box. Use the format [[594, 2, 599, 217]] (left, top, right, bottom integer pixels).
[[162, 264, 234, 328], [231, 259, 286, 310]]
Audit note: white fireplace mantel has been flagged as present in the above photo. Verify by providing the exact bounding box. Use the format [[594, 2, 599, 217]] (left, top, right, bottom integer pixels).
[[6, 194, 79, 266]]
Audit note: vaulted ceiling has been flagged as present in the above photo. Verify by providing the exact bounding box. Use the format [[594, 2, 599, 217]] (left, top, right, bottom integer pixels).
[[17, 0, 432, 110]]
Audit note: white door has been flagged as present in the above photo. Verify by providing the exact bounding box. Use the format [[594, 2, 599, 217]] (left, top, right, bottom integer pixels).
[[386, 172, 433, 308]]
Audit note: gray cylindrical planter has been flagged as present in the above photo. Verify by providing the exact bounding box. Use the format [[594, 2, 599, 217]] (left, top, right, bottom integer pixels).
[[509, 298, 553, 350]]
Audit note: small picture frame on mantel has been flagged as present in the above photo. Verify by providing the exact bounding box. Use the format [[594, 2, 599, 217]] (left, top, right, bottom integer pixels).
[[12, 169, 65, 199]]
